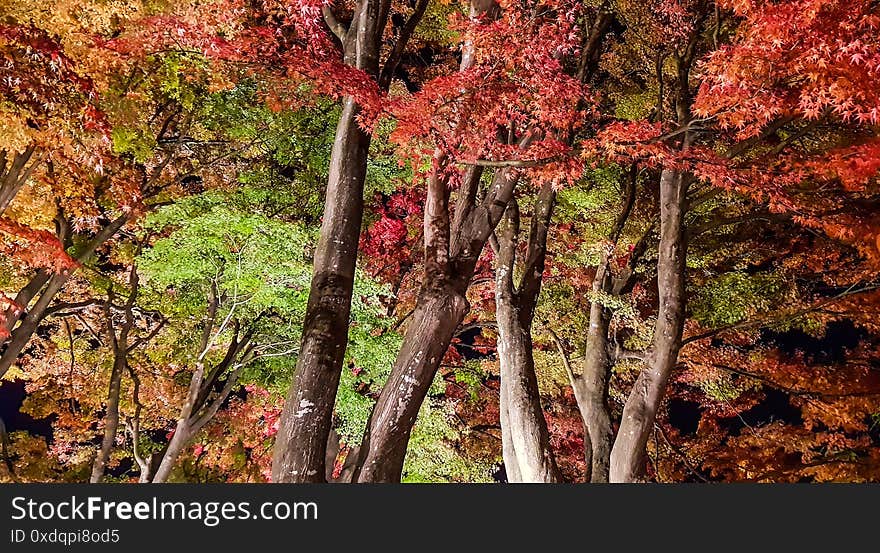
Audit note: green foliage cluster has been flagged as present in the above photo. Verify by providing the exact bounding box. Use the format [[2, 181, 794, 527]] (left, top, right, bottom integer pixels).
[[402, 398, 496, 483], [690, 271, 788, 329], [137, 189, 397, 405]]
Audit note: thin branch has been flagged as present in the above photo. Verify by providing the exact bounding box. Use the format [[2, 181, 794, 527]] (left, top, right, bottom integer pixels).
[[654, 423, 709, 482], [322, 4, 347, 42], [378, 0, 430, 90], [682, 283, 880, 346], [546, 327, 579, 386]]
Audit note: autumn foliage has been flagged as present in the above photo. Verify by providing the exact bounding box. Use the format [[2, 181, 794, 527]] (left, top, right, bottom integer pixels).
[[1, 0, 879, 484]]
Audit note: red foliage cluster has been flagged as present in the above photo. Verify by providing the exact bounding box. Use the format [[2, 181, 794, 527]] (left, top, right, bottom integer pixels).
[[106, 0, 384, 125], [0, 25, 107, 133], [360, 188, 423, 284], [390, 0, 590, 188], [695, 0, 880, 130], [0, 218, 77, 273]]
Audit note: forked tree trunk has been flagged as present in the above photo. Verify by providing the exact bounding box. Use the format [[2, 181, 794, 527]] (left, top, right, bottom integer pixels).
[[271, 0, 387, 483], [352, 0, 504, 483], [609, 168, 687, 482], [355, 163, 520, 481], [495, 186, 561, 483], [492, 10, 612, 483]]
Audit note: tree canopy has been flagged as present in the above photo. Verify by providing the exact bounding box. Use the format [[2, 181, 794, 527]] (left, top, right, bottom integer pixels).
[[1, 0, 879, 483]]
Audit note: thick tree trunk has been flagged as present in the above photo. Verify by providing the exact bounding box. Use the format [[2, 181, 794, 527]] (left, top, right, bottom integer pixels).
[[496, 294, 561, 482], [354, 156, 520, 481], [354, 288, 469, 482], [271, 0, 387, 483], [90, 353, 125, 483], [271, 98, 372, 483], [609, 168, 687, 482]]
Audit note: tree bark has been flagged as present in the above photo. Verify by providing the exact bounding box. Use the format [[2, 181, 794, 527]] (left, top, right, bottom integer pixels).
[[151, 361, 243, 483], [90, 272, 139, 483], [0, 146, 39, 214], [609, 168, 687, 482], [494, 186, 562, 483], [354, 288, 469, 482], [90, 352, 126, 483], [492, 9, 613, 483], [608, 32, 701, 482], [271, 0, 396, 483], [354, 156, 518, 479], [572, 294, 614, 482]]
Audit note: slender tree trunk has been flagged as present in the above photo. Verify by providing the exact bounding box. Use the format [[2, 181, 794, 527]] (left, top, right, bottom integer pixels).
[[90, 354, 126, 483], [492, 10, 613, 483], [152, 423, 193, 484], [494, 187, 561, 483], [609, 168, 687, 482], [271, 0, 387, 483], [573, 297, 614, 482], [499, 394, 523, 482], [3, 271, 49, 334]]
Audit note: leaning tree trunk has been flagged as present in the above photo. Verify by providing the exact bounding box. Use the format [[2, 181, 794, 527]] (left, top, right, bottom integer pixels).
[[271, 98, 373, 483], [271, 0, 387, 483], [352, 0, 503, 483], [0, 214, 128, 380], [354, 287, 469, 482], [353, 158, 472, 482], [494, 186, 561, 483], [609, 168, 687, 482], [354, 155, 521, 481]]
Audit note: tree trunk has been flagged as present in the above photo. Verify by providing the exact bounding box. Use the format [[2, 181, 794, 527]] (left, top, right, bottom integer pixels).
[[609, 168, 687, 482], [354, 288, 469, 482], [271, 97, 372, 483], [496, 290, 561, 482], [90, 353, 125, 483], [494, 188, 561, 483], [0, 146, 38, 213], [271, 0, 386, 483], [354, 148, 520, 480], [573, 298, 613, 483], [151, 422, 192, 484]]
